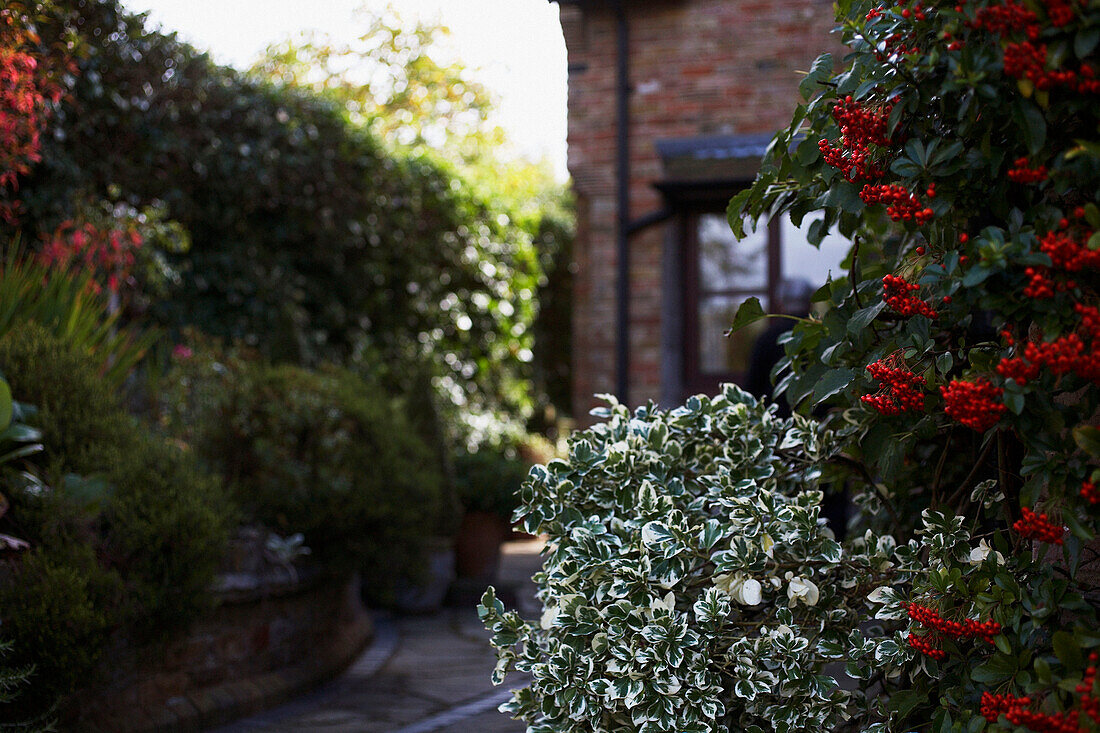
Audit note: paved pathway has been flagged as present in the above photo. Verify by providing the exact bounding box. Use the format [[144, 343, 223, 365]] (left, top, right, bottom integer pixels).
[[210, 540, 543, 733]]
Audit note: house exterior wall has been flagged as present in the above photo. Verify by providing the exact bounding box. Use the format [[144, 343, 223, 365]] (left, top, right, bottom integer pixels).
[[560, 0, 839, 419]]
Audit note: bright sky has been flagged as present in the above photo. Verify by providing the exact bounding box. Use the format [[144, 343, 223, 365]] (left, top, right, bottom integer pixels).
[[122, 0, 569, 179]]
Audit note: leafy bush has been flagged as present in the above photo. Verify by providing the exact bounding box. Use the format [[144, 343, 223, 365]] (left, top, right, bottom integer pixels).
[[10, 0, 546, 425], [454, 449, 530, 520], [0, 543, 123, 713], [0, 252, 156, 389], [480, 386, 894, 733], [722, 0, 1100, 728], [0, 324, 232, 714], [180, 360, 443, 583]]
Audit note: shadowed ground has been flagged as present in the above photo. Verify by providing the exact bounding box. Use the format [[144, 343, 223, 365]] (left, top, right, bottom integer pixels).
[[209, 539, 543, 733]]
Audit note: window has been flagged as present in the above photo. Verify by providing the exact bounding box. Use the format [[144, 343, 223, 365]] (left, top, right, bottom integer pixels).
[[682, 208, 848, 397]]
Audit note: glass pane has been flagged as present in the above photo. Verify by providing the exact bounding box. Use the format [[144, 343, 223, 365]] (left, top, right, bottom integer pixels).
[[698, 213, 768, 292], [698, 294, 769, 374], [780, 216, 851, 292]]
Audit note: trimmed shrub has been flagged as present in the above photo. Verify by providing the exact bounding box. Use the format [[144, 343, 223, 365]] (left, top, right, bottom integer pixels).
[[0, 543, 122, 714], [454, 449, 530, 521], [481, 387, 892, 732], [0, 322, 135, 474], [189, 362, 444, 584], [0, 324, 232, 714]]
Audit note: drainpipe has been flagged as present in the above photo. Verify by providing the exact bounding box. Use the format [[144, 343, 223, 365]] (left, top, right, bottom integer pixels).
[[614, 0, 630, 403]]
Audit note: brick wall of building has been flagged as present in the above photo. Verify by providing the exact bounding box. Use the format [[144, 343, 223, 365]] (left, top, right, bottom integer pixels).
[[561, 0, 839, 418]]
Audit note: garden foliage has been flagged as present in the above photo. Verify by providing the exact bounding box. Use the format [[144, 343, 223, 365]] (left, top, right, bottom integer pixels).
[[481, 387, 897, 732], [486, 0, 1100, 728], [158, 344, 443, 584], [721, 0, 1100, 727], [8, 0, 554, 427], [0, 324, 232, 715]]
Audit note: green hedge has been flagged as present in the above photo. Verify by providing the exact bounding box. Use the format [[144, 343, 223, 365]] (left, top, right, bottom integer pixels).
[[177, 359, 444, 585], [0, 324, 232, 714], [14, 0, 544, 423]]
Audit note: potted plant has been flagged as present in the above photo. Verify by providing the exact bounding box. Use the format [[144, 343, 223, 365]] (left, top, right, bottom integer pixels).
[[452, 447, 531, 581]]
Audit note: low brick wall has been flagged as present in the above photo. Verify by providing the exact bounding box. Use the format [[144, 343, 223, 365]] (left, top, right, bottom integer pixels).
[[70, 571, 373, 732]]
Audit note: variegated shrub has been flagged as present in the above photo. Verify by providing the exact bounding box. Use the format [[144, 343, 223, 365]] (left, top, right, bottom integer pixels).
[[480, 385, 895, 733]]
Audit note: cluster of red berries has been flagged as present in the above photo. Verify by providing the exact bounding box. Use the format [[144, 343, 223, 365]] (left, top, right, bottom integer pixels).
[[906, 602, 1000, 660], [1082, 480, 1099, 505], [970, 0, 1098, 93], [980, 662, 1100, 733], [866, 5, 885, 20], [1026, 333, 1087, 376], [1040, 229, 1100, 272], [818, 97, 892, 182], [971, 0, 1039, 36], [1040, 0, 1079, 26], [882, 274, 939, 318], [941, 378, 1005, 431], [862, 355, 926, 414], [907, 633, 948, 660], [1080, 655, 1100, 725], [860, 184, 935, 223], [1007, 157, 1049, 183], [1004, 41, 1100, 93], [1022, 266, 1056, 298], [1013, 507, 1065, 544], [996, 314, 1100, 387], [980, 691, 1083, 732], [1077, 304, 1100, 339], [997, 355, 1041, 384], [900, 3, 928, 21], [907, 603, 1001, 643]]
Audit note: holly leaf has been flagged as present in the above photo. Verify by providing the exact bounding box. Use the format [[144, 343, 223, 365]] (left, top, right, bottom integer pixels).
[[727, 297, 766, 334]]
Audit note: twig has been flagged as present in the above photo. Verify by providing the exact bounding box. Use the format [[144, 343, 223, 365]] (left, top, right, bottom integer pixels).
[[944, 436, 995, 511], [929, 427, 955, 511], [831, 452, 903, 528], [850, 234, 864, 311]]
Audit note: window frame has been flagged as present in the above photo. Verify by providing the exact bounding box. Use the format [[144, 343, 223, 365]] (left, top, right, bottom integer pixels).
[[681, 203, 781, 396]]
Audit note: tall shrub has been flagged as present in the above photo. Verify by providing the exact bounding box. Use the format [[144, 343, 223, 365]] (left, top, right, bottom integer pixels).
[[10, 0, 543, 425], [726, 0, 1100, 728], [0, 324, 232, 715]]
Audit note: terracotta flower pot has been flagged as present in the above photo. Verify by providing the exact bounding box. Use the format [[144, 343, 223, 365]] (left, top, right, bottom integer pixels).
[[454, 510, 510, 581]]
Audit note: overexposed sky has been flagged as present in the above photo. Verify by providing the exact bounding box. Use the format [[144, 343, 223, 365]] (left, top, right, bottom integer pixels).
[[122, 0, 569, 179]]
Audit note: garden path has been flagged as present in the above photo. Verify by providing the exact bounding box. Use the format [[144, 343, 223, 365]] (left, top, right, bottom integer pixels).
[[209, 539, 543, 733]]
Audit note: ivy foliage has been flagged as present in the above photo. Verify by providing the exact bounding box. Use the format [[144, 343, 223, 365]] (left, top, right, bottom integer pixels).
[[481, 386, 897, 733], [725, 0, 1100, 728]]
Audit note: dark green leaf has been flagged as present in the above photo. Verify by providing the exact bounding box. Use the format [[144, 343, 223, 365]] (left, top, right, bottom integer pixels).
[[813, 367, 857, 403], [890, 689, 925, 719], [1015, 101, 1046, 155], [0, 378, 10, 432], [847, 301, 886, 335], [728, 297, 766, 334], [1076, 27, 1100, 59], [1053, 631, 1084, 669], [727, 188, 754, 238], [1074, 426, 1100, 459]]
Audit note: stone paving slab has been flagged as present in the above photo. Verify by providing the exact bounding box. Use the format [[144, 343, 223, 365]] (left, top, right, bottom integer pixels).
[[208, 539, 546, 733]]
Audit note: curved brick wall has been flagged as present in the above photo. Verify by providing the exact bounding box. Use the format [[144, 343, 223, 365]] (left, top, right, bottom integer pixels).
[[70, 572, 373, 733]]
